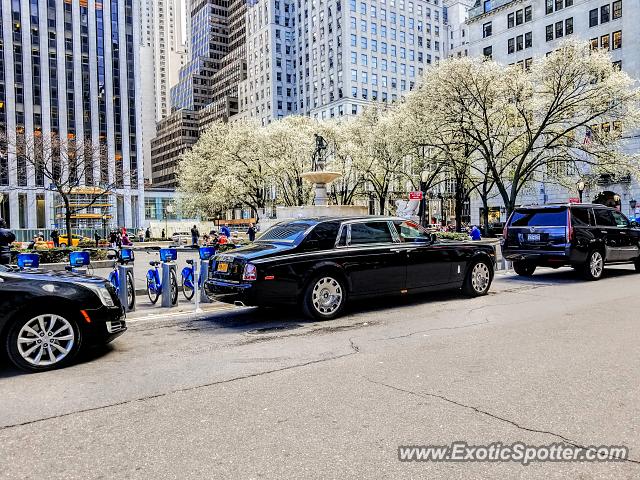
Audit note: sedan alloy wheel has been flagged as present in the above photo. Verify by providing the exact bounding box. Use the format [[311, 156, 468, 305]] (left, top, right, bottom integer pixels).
[[16, 314, 76, 368]]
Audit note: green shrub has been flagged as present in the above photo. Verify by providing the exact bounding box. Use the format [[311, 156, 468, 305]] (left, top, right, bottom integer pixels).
[[10, 247, 108, 264], [435, 231, 469, 241]]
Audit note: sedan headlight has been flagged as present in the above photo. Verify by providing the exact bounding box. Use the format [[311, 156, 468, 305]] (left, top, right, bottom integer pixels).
[[82, 283, 115, 307]]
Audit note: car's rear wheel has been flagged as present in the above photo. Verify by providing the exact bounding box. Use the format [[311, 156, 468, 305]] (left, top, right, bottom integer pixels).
[[302, 274, 347, 321], [5, 311, 81, 372], [513, 261, 536, 277], [583, 249, 604, 281], [462, 259, 493, 297]]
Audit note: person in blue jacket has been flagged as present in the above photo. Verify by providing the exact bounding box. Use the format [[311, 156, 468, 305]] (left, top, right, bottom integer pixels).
[[470, 225, 482, 241], [220, 223, 231, 238]]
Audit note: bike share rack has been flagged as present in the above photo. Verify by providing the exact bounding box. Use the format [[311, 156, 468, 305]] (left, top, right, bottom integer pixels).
[[67, 251, 91, 274], [117, 248, 136, 313], [160, 248, 178, 308], [198, 246, 216, 305], [16, 253, 40, 270]]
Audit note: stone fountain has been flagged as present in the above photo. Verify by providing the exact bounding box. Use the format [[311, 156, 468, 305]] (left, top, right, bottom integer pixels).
[[267, 134, 368, 225]]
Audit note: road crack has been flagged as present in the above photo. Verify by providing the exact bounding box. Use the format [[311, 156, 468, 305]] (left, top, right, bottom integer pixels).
[[375, 319, 490, 341], [365, 378, 640, 464]]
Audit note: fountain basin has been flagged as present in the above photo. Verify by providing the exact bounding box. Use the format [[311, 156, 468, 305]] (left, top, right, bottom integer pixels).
[[300, 171, 343, 184]]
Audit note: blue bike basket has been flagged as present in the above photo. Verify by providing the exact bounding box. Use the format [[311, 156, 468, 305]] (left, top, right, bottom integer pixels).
[[199, 246, 216, 260], [17, 253, 40, 269], [160, 248, 177, 262], [119, 248, 134, 263], [69, 251, 91, 267]]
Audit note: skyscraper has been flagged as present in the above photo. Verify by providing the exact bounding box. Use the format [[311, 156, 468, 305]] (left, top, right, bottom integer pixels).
[[0, 0, 144, 231]]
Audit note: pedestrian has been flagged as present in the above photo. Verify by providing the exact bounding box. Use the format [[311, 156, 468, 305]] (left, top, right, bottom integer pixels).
[[121, 233, 132, 246], [161, 228, 165, 239], [0, 218, 15, 265], [247, 223, 256, 242], [137, 227, 144, 243], [94, 231, 101, 247], [220, 223, 231, 238], [51, 229, 60, 248], [470, 225, 482, 241], [145, 227, 151, 241], [191, 225, 200, 246]]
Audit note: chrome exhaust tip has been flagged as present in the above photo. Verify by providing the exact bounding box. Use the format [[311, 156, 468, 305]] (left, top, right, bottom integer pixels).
[[234, 301, 246, 307]]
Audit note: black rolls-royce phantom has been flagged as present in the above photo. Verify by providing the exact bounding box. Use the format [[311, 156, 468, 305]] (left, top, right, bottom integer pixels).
[[204, 217, 496, 320]]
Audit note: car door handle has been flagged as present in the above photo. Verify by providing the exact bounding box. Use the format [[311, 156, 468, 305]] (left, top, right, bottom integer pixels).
[[600, 230, 608, 234]]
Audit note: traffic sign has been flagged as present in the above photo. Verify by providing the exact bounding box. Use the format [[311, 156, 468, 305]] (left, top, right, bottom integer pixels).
[[409, 191, 423, 200]]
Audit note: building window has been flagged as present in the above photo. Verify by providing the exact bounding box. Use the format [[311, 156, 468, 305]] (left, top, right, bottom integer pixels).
[[525, 57, 533, 71], [590, 37, 598, 50], [555, 0, 563, 11], [612, 30, 622, 50], [483, 22, 492, 38], [589, 8, 598, 27], [483, 45, 492, 59], [612, 1, 622, 20], [507, 13, 514, 28], [516, 35, 523, 51], [555, 21, 563, 38], [546, 0, 553, 15], [600, 34, 610, 50], [546, 24, 553, 42], [484, 1, 491, 14], [525, 31, 532, 48], [601, 5, 610, 23], [565, 0, 573, 6], [508, 38, 515, 54], [524, 6, 532, 22], [565, 17, 573, 35], [516, 9, 523, 25], [612, 60, 622, 70]]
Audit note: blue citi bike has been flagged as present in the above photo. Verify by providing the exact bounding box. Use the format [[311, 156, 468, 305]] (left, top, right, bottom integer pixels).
[[107, 248, 135, 310], [181, 246, 216, 300], [146, 248, 178, 305]]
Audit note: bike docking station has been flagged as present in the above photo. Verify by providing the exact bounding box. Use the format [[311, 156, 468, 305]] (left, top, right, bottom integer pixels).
[[66, 251, 91, 274], [198, 246, 215, 306], [16, 253, 40, 270], [117, 248, 136, 313], [160, 248, 178, 308]]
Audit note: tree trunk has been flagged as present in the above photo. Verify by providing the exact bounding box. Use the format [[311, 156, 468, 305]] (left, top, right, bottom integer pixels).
[[378, 195, 387, 215], [481, 198, 491, 238], [63, 195, 72, 246]]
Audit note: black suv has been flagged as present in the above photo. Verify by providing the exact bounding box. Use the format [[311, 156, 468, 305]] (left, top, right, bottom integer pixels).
[[502, 203, 640, 280]]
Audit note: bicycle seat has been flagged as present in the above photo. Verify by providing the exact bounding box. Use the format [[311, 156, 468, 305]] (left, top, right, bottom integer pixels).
[[149, 261, 160, 267], [186, 259, 194, 265]]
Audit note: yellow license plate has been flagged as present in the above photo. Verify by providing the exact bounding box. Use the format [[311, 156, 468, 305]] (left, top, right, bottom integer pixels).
[[217, 262, 229, 273]]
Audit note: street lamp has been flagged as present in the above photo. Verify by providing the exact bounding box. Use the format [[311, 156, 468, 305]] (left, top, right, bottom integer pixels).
[[576, 181, 585, 203], [164, 202, 175, 238]]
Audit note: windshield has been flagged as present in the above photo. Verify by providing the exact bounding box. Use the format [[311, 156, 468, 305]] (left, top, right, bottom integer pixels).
[[257, 222, 314, 244], [510, 208, 568, 227]]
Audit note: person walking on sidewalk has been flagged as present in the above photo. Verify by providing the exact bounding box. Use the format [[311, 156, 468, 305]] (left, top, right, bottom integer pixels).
[[51, 229, 60, 248], [0, 218, 15, 265], [247, 223, 256, 242], [191, 225, 200, 246]]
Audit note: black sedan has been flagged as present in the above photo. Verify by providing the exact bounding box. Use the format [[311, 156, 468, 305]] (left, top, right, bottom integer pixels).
[[0, 266, 126, 372], [204, 217, 496, 320]]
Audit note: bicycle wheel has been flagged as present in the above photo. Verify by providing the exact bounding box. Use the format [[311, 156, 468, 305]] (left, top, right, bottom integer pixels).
[[126, 270, 135, 310], [147, 276, 160, 304], [182, 270, 195, 301], [169, 269, 179, 305]]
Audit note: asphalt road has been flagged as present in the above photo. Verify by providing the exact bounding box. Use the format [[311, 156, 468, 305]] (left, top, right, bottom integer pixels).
[[1, 267, 639, 479]]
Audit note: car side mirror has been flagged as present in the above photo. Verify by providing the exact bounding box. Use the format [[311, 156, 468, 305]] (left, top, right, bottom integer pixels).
[[630, 221, 638, 228]]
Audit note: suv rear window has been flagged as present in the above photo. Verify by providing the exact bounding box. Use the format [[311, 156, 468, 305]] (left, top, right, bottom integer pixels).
[[509, 208, 568, 227]]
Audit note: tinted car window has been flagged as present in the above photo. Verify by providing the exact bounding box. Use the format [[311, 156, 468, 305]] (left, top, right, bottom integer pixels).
[[594, 209, 617, 227], [571, 207, 592, 226], [337, 225, 348, 247], [258, 222, 314, 244], [302, 221, 341, 250], [510, 208, 567, 227], [394, 220, 431, 242], [611, 211, 629, 228], [350, 222, 394, 245]]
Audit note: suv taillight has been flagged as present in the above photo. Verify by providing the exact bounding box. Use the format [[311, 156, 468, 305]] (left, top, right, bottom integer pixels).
[[242, 263, 257, 281], [567, 209, 574, 242]]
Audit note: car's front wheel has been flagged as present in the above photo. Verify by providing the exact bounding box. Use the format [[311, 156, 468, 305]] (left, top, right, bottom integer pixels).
[[302, 274, 347, 320], [462, 259, 493, 297], [513, 261, 536, 277], [583, 249, 604, 281], [5, 311, 81, 372]]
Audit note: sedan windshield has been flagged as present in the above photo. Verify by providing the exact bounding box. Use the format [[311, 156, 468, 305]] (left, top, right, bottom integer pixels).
[[257, 222, 314, 244]]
